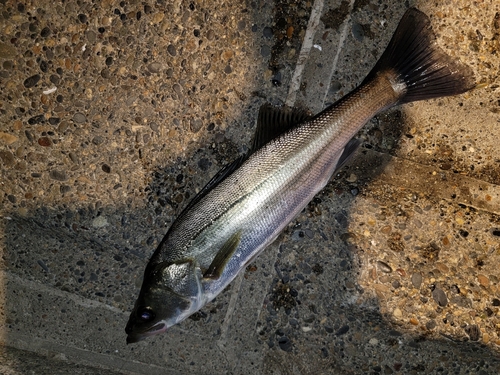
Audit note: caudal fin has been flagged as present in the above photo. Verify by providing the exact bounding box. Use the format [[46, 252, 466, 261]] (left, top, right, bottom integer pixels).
[[363, 8, 475, 103]]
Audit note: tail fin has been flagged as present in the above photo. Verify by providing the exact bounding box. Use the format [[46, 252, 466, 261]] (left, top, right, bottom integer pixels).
[[363, 8, 475, 103]]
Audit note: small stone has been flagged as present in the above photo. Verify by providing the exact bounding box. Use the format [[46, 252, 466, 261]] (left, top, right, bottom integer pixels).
[[86, 30, 96, 43], [379, 275, 390, 283], [335, 325, 349, 335], [376, 261, 392, 273], [450, 284, 460, 294], [28, 115, 45, 125], [147, 62, 162, 73], [92, 216, 108, 228], [73, 113, 86, 123], [222, 50, 234, 60], [38, 137, 52, 147], [426, 320, 436, 330], [465, 324, 481, 341], [190, 118, 203, 133], [150, 122, 159, 133], [0, 150, 15, 167], [409, 317, 419, 325], [60, 185, 71, 194], [153, 12, 165, 24], [49, 170, 67, 181], [345, 173, 357, 182], [278, 336, 292, 352], [69, 152, 79, 164], [260, 45, 271, 57], [167, 44, 176, 56], [48, 117, 60, 125], [23, 74, 40, 88], [50, 74, 60, 84], [396, 268, 406, 277], [198, 158, 210, 171], [393, 308, 402, 319], [263, 26, 273, 38], [477, 274, 489, 287], [381, 225, 391, 234], [411, 272, 422, 289], [352, 22, 364, 41], [432, 288, 448, 307], [435, 262, 449, 274], [37, 260, 49, 272], [78, 14, 88, 23], [102, 164, 111, 173], [0, 132, 19, 145]]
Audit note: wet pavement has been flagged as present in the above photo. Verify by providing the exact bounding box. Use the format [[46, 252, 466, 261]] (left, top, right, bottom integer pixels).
[[1, 0, 500, 374]]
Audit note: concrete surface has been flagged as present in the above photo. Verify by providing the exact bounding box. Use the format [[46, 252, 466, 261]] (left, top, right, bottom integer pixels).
[[0, 0, 499, 374]]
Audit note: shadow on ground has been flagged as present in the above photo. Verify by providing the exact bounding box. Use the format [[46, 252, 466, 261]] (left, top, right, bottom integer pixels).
[[3, 133, 500, 373]]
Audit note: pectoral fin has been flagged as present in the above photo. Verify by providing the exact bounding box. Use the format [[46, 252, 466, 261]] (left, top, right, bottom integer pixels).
[[203, 231, 242, 280]]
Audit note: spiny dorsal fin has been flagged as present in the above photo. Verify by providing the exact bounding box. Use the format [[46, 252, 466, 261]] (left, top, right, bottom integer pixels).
[[251, 103, 312, 152]]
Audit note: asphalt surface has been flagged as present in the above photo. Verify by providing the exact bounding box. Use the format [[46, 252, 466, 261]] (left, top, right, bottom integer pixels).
[[1, 0, 500, 374]]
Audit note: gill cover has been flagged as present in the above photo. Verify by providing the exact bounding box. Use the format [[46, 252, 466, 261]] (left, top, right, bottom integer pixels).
[[125, 259, 202, 343]]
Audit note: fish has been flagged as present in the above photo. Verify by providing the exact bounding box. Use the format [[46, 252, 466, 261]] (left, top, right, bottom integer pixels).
[[125, 8, 475, 343]]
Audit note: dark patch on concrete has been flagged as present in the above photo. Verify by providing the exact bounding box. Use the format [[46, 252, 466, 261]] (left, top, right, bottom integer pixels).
[[269, 0, 312, 73], [321, 1, 350, 30]]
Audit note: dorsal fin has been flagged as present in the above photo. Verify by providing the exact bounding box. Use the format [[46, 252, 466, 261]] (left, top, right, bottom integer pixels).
[[251, 103, 312, 152]]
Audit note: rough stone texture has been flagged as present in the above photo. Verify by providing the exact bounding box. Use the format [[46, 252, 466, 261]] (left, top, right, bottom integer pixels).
[[1, 0, 499, 374]]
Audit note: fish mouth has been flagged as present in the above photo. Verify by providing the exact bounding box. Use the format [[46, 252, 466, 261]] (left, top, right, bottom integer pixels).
[[126, 322, 167, 344]]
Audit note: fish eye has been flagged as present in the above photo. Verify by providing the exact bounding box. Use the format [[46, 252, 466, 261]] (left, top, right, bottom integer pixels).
[[137, 307, 155, 322]]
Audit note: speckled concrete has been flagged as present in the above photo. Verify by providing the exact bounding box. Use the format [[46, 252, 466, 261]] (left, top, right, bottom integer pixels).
[[1, 0, 500, 374]]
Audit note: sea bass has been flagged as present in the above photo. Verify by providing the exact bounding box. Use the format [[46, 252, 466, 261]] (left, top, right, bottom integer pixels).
[[126, 8, 475, 343]]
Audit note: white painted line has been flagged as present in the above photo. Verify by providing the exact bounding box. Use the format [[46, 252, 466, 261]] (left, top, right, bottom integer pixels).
[[285, 0, 325, 107], [321, 0, 355, 108], [2, 271, 125, 315]]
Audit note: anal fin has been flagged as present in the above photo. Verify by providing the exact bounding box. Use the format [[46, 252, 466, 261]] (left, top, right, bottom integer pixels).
[[334, 138, 361, 172]]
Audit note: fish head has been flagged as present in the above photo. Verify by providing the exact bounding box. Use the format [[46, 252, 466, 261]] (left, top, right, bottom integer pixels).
[[125, 259, 203, 343]]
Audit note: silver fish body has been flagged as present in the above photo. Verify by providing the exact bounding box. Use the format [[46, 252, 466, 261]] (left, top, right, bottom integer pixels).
[[126, 8, 474, 343], [164, 74, 400, 300]]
